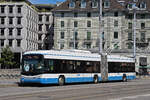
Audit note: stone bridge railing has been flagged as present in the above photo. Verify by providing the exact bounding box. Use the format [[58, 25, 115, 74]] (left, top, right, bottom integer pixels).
[[0, 69, 20, 79]]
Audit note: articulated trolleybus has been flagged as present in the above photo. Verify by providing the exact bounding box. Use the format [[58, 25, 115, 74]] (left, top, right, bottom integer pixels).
[[20, 49, 136, 85]]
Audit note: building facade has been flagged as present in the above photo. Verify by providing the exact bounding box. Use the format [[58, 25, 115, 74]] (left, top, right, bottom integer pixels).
[[52, 0, 100, 50], [0, 0, 55, 68], [52, 0, 150, 73], [35, 4, 55, 50]]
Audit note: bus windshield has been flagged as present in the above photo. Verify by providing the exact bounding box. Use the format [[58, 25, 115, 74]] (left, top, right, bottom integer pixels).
[[22, 55, 44, 75]]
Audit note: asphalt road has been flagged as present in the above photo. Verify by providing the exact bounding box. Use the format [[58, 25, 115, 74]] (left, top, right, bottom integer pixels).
[[0, 79, 150, 100]]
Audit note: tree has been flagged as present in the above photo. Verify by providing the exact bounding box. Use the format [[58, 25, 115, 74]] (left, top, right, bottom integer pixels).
[[0, 45, 15, 69]]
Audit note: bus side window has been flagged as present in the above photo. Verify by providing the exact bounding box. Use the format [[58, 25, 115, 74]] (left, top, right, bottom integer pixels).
[[93, 62, 100, 73], [44, 59, 54, 72], [85, 62, 93, 73], [49, 60, 54, 71], [74, 61, 81, 73]]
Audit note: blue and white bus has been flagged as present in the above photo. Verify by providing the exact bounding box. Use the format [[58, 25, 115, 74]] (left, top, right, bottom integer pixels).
[[20, 49, 136, 85]]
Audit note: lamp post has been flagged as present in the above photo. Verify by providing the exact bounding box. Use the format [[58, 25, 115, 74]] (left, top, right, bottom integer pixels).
[[99, 0, 103, 53], [132, 4, 139, 60], [133, 9, 136, 59]]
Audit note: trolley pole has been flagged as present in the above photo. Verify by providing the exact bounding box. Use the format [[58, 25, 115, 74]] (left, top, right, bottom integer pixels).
[[99, 0, 108, 82], [133, 9, 136, 60], [99, 0, 103, 54]]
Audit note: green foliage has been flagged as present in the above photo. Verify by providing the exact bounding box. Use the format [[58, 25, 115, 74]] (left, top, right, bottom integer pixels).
[[0, 45, 15, 68]]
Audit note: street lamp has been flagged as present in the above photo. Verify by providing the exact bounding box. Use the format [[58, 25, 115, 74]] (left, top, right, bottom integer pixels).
[[99, 0, 103, 54]]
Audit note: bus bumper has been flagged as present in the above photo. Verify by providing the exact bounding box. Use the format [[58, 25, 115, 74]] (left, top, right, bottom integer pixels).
[[20, 75, 58, 84]]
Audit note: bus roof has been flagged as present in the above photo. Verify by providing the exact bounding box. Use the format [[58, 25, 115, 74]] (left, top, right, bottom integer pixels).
[[24, 50, 135, 62]]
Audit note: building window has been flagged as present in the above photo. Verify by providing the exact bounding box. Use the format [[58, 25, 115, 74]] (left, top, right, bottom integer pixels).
[[39, 24, 42, 31], [39, 15, 42, 21], [139, 57, 147, 66], [0, 28, 4, 36], [114, 20, 118, 27], [87, 21, 91, 27], [128, 3, 133, 9], [102, 32, 104, 40], [60, 32, 65, 39], [17, 39, 21, 47], [70, 42, 78, 49], [46, 24, 49, 31], [102, 20, 104, 27], [61, 13, 64, 17], [9, 28, 13, 36], [81, 0, 86, 8], [128, 33, 132, 40], [9, 6, 13, 13], [114, 32, 118, 39], [128, 42, 133, 49], [92, 0, 98, 8], [1, 17, 5, 24], [38, 44, 42, 50], [141, 32, 145, 42], [140, 2, 146, 9], [75, 31, 78, 40], [61, 21, 64, 27], [38, 34, 42, 40], [69, 0, 75, 8], [128, 14, 133, 19], [9, 39, 13, 47], [9, 17, 13, 24], [133, 0, 138, 2], [104, 0, 110, 8], [17, 17, 21, 24], [114, 44, 119, 50], [1, 6, 5, 13], [0, 39, 4, 47], [128, 22, 132, 29], [141, 23, 145, 29], [87, 12, 91, 17], [114, 12, 118, 17], [87, 31, 91, 40], [74, 21, 78, 27], [17, 28, 21, 36], [46, 15, 49, 22], [69, 42, 74, 48], [60, 43, 64, 49], [86, 43, 91, 49], [17, 6, 22, 13], [141, 14, 145, 19], [102, 12, 105, 17], [74, 12, 78, 17]]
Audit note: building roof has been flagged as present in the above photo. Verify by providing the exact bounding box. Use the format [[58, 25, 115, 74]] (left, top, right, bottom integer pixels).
[[0, 0, 32, 5], [34, 4, 56, 12], [52, 0, 150, 12]]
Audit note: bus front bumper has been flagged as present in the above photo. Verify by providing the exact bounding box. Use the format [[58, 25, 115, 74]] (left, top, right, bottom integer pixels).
[[20, 75, 58, 84]]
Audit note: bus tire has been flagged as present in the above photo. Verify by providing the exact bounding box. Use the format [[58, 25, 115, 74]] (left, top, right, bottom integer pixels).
[[94, 75, 99, 84], [122, 75, 127, 82], [58, 76, 65, 86]]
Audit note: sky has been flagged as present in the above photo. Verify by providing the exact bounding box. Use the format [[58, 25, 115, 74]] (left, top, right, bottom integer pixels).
[[29, 0, 66, 4]]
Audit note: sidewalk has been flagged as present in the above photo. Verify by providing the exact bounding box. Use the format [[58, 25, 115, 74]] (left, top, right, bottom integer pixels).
[[0, 78, 19, 87]]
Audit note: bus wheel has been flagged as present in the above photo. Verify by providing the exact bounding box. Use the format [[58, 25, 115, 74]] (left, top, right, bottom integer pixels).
[[123, 76, 127, 82], [94, 75, 99, 84], [58, 76, 65, 86]]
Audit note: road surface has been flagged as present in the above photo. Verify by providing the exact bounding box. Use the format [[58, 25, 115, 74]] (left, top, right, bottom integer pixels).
[[0, 79, 150, 100]]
